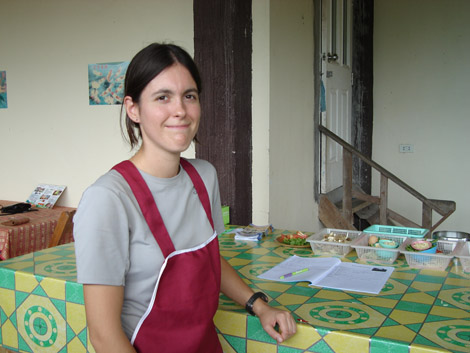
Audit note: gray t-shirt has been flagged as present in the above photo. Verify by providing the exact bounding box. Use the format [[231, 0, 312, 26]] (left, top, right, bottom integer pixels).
[[73, 159, 225, 338]]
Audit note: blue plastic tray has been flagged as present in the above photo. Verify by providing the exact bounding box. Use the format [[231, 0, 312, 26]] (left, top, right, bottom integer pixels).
[[364, 225, 428, 238]]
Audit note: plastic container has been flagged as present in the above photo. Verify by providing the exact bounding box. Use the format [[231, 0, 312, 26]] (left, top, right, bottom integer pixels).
[[351, 233, 407, 264], [364, 225, 428, 238], [306, 228, 364, 257], [455, 242, 470, 273], [400, 238, 462, 271]]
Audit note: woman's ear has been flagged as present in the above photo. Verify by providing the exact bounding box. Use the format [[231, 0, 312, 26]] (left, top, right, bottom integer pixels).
[[124, 96, 140, 123]]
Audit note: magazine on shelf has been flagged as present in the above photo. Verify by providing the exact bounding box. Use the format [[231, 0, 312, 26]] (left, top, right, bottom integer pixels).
[[27, 184, 66, 208]]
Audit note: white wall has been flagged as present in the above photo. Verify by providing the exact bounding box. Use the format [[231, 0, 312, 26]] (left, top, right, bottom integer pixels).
[[1, 0, 319, 232], [268, 0, 319, 232], [373, 0, 470, 232], [0, 0, 195, 207]]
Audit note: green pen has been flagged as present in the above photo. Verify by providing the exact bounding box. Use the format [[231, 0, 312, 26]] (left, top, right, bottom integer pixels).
[[280, 268, 309, 279]]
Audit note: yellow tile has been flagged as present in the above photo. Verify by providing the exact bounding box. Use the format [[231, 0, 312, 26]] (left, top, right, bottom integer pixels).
[[15, 271, 39, 293], [444, 277, 470, 286], [375, 324, 417, 342], [410, 343, 451, 353], [256, 256, 286, 264], [228, 258, 252, 266], [402, 292, 436, 305], [430, 305, 469, 319], [40, 276, 65, 300], [33, 254, 61, 262], [1, 320, 18, 349], [0, 288, 16, 317], [218, 333, 237, 353], [410, 281, 442, 292], [66, 302, 87, 334], [275, 293, 309, 306], [314, 289, 354, 301], [67, 336, 87, 353], [391, 271, 416, 280], [2, 260, 34, 271], [246, 247, 270, 255], [420, 269, 447, 277], [389, 309, 426, 325], [324, 331, 369, 353], [359, 297, 398, 309], [214, 310, 246, 337], [255, 282, 292, 293], [247, 340, 277, 353], [220, 250, 242, 258], [281, 322, 321, 349]]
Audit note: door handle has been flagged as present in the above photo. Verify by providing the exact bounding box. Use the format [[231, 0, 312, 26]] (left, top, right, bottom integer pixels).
[[327, 53, 338, 63]]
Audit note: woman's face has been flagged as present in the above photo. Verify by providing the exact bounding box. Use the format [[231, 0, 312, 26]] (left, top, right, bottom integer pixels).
[[125, 63, 200, 158]]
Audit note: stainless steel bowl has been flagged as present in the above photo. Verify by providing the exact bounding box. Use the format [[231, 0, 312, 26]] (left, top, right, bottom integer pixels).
[[432, 231, 470, 241]]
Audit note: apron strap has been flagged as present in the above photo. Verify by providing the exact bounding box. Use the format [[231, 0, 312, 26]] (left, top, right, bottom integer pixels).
[[180, 158, 214, 230], [113, 160, 175, 257], [112, 159, 214, 258]]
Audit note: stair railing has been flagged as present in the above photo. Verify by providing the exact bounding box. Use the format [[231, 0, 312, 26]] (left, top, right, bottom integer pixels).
[[319, 125, 455, 233]]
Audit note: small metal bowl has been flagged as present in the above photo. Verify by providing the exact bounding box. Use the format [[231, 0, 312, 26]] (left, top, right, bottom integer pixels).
[[432, 231, 470, 242]]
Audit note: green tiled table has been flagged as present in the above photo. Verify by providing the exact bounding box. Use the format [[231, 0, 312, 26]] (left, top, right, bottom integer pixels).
[[0, 227, 469, 352]]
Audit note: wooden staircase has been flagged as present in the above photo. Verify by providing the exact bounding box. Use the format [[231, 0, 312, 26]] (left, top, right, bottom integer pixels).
[[318, 125, 456, 233]]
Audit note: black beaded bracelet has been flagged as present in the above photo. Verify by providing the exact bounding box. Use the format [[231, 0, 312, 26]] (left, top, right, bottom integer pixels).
[[245, 292, 268, 316]]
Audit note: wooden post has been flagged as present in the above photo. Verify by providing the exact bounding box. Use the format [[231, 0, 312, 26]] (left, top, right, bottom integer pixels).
[[379, 174, 388, 224], [343, 150, 353, 224]]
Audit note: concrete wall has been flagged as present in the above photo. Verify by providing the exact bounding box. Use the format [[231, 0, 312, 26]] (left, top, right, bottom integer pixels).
[[373, 0, 470, 232]]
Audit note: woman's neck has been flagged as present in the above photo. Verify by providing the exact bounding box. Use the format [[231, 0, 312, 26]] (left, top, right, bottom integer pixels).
[[129, 148, 180, 178]]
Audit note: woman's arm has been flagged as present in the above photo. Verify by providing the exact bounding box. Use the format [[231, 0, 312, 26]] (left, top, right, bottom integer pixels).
[[83, 284, 136, 353], [219, 256, 297, 343]]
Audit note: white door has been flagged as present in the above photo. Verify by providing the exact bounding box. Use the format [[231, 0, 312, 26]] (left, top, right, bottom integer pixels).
[[320, 0, 353, 193]]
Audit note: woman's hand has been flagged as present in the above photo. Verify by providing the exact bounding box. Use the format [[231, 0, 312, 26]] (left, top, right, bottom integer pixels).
[[252, 299, 297, 343], [219, 256, 297, 343]]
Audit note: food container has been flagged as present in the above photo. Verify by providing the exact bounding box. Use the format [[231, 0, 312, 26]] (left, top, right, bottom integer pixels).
[[351, 233, 407, 264], [306, 228, 363, 257], [432, 231, 470, 242], [400, 237, 462, 271], [455, 241, 470, 273], [364, 225, 428, 239]]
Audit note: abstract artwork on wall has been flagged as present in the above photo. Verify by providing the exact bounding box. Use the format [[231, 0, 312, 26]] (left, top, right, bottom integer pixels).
[[88, 61, 129, 105], [0, 71, 7, 109]]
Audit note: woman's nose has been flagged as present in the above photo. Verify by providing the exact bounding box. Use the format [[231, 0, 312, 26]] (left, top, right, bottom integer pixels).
[[172, 98, 186, 117]]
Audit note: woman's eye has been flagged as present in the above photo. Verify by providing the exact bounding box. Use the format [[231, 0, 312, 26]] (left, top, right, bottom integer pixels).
[[157, 95, 168, 101], [186, 94, 198, 100]]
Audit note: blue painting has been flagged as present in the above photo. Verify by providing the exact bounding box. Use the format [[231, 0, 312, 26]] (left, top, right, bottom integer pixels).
[[88, 61, 129, 105], [0, 71, 7, 109]]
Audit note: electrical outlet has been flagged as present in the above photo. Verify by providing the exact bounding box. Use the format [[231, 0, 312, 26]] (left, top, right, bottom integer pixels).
[[399, 144, 414, 153]]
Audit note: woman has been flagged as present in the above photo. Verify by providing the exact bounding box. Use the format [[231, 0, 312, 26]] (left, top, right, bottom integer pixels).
[[74, 43, 297, 352]]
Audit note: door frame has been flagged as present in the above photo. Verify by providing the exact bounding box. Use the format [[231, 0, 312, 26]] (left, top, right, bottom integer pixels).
[[314, 0, 374, 200]]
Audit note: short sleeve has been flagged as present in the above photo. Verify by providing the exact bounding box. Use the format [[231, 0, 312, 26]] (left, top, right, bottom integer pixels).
[[74, 184, 130, 286]]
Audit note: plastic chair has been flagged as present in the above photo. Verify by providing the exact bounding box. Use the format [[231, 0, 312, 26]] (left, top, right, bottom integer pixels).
[[48, 210, 76, 248]]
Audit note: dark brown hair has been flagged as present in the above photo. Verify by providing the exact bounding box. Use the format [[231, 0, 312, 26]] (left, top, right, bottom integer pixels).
[[121, 43, 202, 149]]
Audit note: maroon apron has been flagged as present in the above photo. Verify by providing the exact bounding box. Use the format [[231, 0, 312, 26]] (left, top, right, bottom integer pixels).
[[113, 159, 222, 353]]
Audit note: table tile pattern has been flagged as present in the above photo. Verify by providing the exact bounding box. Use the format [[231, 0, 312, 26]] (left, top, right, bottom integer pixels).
[[0, 227, 469, 352]]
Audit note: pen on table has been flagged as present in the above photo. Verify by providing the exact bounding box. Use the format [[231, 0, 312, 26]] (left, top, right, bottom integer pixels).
[[280, 268, 309, 279]]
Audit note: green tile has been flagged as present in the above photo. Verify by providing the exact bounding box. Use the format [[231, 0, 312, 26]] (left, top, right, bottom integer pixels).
[[370, 306, 393, 316], [414, 274, 445, 284], [370, 336, 408, 353], [246, 315, 276, 343], [278, 345, 303, 353], [15, 291, 29, 308], [405, 323, 422, 333], [51, 298, 66, 318], [224, 334, 246, 353], [412, 334, 442, 349], [0, 307, 6, 325], [382, 317, 400, 326], [0, 268, 15, 289], [395, 300, 431, 314], [78, 328, 89, 348], [307, 339, 335, 353], [65, 281, 84, 304], [18, 334, 33, 353], [66, 323, 75, 342], [349, 327, 379, 336]]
